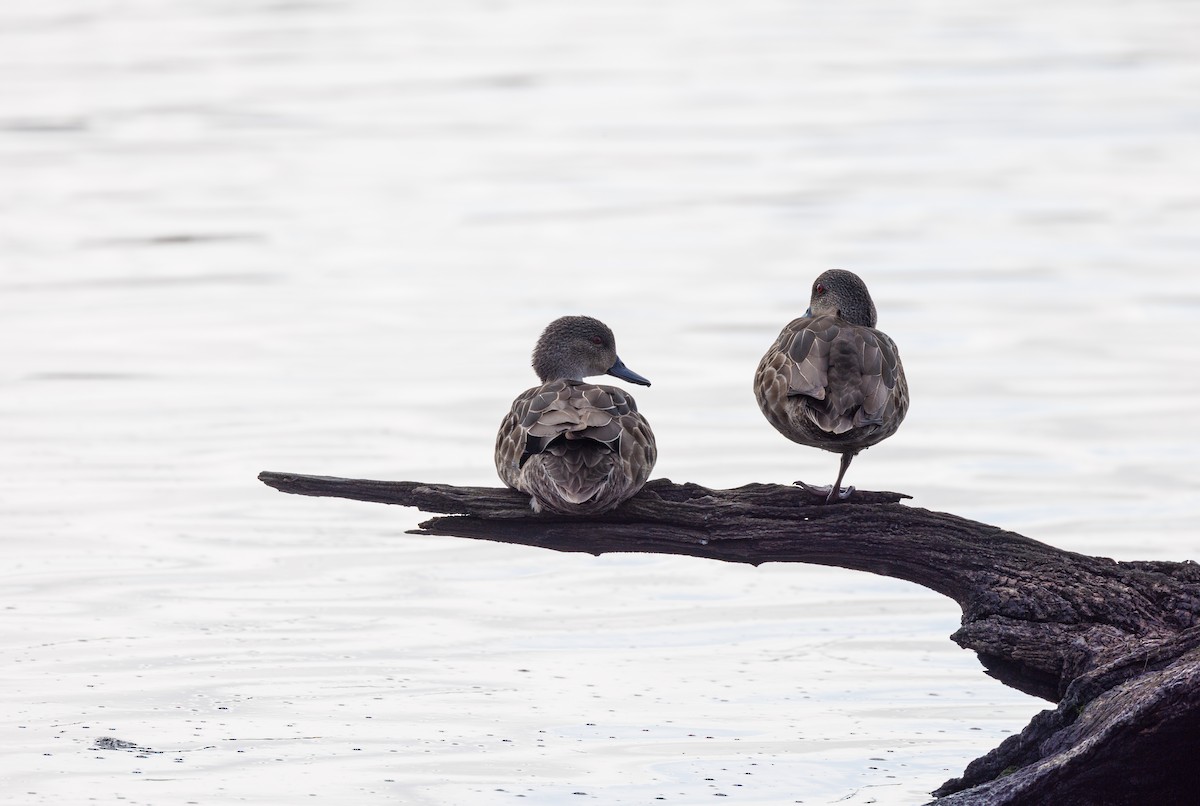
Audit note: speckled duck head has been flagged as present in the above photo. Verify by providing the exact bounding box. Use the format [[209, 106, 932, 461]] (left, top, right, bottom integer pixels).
[[531, 315, 651, 386], [806, 269, 878, 327]]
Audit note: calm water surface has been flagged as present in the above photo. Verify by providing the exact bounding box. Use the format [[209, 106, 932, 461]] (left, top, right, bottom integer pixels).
[[3, 1, 1199, 804]]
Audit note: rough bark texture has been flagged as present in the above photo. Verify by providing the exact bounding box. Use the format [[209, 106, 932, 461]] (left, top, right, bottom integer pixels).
[[258, 472, 1200, 804]]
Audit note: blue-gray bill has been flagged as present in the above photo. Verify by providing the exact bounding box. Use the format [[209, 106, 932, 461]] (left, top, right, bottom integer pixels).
[[607, 358, 651, 386]]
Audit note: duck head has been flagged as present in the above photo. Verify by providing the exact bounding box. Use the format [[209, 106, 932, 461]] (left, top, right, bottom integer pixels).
[[805, 269, 878, 328], [531, 315, 651, 386]]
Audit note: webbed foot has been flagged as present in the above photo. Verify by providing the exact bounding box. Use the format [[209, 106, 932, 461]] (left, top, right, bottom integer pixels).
[[794, 481, 855, 504]]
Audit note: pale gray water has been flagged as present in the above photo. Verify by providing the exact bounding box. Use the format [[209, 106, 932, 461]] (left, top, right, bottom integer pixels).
[[3, 1, 1199, 804]]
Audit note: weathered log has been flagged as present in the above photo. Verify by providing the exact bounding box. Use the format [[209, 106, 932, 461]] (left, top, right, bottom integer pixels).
[[258, 471, 1200, 805]]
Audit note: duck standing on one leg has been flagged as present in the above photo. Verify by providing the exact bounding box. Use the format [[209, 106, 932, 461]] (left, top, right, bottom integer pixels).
[[754, 269, 909, 504], [496, 315, 656, 515]]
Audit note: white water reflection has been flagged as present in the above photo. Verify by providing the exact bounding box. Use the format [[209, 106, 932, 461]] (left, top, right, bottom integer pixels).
[[3, 1, 1199, 804]]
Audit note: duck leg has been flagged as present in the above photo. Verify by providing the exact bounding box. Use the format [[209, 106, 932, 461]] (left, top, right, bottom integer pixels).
[[795, 451, 857, 504], [827, 450, 856, 503]]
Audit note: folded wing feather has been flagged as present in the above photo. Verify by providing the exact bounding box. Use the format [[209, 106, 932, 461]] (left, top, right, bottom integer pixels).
[[497, 380, 651, 510], [780, 315, 901, 435]]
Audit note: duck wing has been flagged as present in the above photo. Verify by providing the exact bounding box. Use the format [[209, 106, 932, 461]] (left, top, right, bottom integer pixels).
[[773, 316, 904, 435], [495, 380, 655, 503]]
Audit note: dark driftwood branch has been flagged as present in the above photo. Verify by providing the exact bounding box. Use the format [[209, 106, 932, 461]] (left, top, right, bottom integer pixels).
[[258, 472, 1200, 805]]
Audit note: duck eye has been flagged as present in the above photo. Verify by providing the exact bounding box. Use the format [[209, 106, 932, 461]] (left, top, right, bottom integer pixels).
[[590, 336, 603, 345], [815, 283, 826, 296]]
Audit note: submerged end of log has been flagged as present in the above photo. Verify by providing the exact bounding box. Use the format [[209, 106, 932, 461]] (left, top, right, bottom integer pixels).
[[934, 636, 1200, 805]]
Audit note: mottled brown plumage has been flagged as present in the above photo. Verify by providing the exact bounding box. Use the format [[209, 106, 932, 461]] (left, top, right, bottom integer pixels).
[[754, 270, 908, 503], [496, 316, 656, 514]]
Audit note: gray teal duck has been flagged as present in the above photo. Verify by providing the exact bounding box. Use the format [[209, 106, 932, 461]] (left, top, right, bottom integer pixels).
[[496, 316, 656, 514], [754, 269, 909, 503]]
